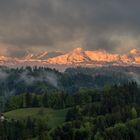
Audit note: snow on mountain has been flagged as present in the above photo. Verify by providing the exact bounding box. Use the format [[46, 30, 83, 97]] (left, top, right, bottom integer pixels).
[[23, 51, 63, 60], [46, 48, 122, 64], [46, 48, 140, 66], [85, 50, 121, 62], [0, 48, 140, 67], [121, 49, 140, 64], [129, 49, 140, 55], [129, 49, 140, 64], [0, 56, 19, 65], [47, 48, 92, 64]]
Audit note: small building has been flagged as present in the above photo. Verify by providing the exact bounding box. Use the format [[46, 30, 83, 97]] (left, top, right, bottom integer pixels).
[[0, 113, 5, 122]]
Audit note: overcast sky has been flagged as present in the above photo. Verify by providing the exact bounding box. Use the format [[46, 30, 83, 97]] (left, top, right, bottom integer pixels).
[[0, 0, 140, 57]]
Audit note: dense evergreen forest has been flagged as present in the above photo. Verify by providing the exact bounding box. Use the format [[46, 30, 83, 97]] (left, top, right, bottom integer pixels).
[[0, 66, 140, 140], [0, 66, 139, 97]]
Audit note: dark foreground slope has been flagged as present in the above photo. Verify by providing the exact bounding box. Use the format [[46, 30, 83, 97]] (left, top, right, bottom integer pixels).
[[1, 82, 140, 140]]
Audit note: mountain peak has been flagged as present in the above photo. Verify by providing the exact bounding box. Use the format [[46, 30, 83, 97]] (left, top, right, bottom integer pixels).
[[24, 52, 34, 60], [0, 48, 140, 67], [72, 48, 84, 53], [130, 48, 140, 55]]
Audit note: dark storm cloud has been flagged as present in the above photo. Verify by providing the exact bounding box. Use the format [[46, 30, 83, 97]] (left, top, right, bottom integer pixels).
[[0, 0, 140, 56]]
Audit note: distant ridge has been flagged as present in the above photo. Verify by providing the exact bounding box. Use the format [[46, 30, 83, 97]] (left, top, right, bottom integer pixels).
[[0, 48, 140, 68]]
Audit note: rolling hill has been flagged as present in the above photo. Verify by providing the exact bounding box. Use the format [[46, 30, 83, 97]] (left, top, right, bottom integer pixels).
[[4, 108, 68, 128]]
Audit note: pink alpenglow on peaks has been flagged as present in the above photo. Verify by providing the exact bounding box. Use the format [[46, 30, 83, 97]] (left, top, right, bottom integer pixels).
[[0, 48, 140, 68]]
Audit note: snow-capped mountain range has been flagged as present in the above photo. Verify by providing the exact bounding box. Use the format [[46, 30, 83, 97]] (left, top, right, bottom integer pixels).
[[0, 48, 140, 68]]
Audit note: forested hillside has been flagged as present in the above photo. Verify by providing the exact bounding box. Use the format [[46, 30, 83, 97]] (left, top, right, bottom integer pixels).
[[0, 66, 140, 139], [0, 82, 140, 139], [0, 66, 139, 97]]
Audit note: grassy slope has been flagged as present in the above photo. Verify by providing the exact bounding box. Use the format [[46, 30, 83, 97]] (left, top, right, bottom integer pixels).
[[4, 108, 68, 128]]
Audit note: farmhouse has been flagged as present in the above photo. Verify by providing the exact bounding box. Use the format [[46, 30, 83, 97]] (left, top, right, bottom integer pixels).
[[0, 113, 5, 122]]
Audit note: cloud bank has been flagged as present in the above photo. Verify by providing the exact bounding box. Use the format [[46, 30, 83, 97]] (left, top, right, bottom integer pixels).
[[0, 0, 140, 56]]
